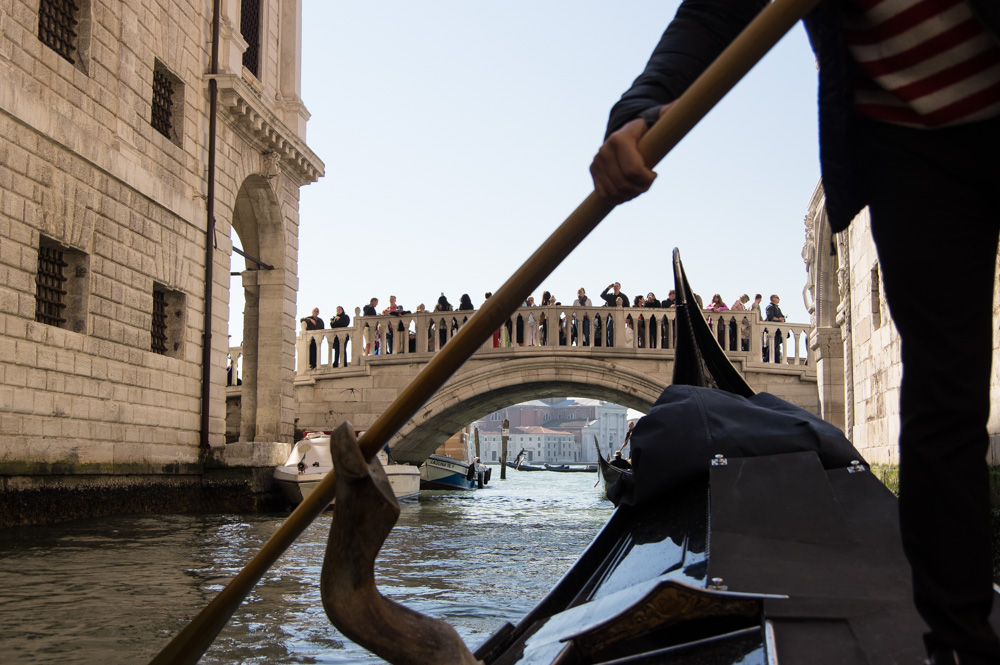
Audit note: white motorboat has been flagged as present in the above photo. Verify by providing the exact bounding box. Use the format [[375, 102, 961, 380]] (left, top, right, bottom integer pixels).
[[273, 431, 420, 505], [420, 453, 490, 490]]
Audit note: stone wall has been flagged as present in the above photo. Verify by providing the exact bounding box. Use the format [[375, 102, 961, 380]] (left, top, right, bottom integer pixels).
[[841, 209, 902, 464], [803, 183, 1000, 465], [0, 0, 322, 525]]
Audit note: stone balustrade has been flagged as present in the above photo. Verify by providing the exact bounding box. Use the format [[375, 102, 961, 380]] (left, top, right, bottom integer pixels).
[[286, 305, 812, 377]]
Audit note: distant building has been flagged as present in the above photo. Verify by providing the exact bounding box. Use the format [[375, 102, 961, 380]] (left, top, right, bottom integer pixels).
[[479, 426, 578, 464], [475, 398, 629, 463], [0, 0, 323, 525]]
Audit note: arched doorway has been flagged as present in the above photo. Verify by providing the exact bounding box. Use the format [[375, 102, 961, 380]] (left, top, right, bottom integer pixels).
[[803, 181, 848, 432], [229, 175, 296, 443]]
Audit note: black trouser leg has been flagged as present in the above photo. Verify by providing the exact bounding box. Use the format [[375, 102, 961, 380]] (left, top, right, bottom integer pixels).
[[858, 117, 1000, 663]]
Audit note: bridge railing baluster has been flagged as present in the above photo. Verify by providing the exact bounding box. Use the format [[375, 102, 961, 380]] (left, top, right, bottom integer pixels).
[[292, 305, 813, 375]]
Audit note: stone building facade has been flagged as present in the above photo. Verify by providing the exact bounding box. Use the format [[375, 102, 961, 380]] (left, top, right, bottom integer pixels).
[[802, 181, 1000, 465], [475, 398, 629, 464], [0, 0, 323, 526], [477, 426, 579, 465]]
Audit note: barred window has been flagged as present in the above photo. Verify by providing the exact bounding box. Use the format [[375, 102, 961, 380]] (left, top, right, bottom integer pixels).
[[151, 68, 174, 139], [35, 245, 68, 327], [151, 61, 183, 146], [35, 237, 89, 332], [241, 0, 261, 78], [151, 289, 168, 354], [38, 0, 79, 64], [152, 284, 186, 358]]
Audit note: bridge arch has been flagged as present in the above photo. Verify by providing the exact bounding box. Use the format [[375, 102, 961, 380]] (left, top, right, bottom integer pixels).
[[388, 357, 667, 464]]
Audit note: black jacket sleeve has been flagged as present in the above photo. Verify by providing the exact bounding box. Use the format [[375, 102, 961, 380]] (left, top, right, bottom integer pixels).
[[606, 0, 768, 137]]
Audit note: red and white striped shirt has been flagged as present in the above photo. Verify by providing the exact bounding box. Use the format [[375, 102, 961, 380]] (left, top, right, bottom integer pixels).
[[844, 0, 1000, 127]]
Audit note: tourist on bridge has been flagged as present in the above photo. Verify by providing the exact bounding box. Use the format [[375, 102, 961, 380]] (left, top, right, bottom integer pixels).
[[382, 296, 399, 353], [524, 296, 537, 346], [601, 283, 628, 347], [329, 306, 350, 367], [572, 288, 592, 346], [434, 294, 453, 312], [662, 290, 676, 308], [731, 295, 751, 352], [434, 294, 453, 349], [458, 294, 474, 311], [707, 294, 728, 312], [589, 3, 1000, 659], [764, 295, 785, 364], [630, 296, 646, 348], [362, 298, 378, 356], [301, 307, 324, 369], [643, 292, 661, 308], [600, 282, 628, 308], [538, 292, 552, 345]]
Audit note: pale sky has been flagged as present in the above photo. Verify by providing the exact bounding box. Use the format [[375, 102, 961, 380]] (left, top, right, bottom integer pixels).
[[231, 1, 824, 342]]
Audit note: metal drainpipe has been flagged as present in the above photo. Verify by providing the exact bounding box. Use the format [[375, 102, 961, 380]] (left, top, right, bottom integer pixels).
[[200, 0, 222, 448]]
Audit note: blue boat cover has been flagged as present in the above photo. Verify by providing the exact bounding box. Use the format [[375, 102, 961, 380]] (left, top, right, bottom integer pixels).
[[609, 385, 865, 507]]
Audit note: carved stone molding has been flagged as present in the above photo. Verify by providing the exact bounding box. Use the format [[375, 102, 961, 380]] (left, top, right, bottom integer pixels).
[[214, 74, 324, 185], [260, 151, 282, 179]]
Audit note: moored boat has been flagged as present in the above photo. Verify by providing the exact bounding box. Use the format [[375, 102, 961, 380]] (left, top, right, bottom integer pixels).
[[543, 463, 598, 473], [420, 453, 490, 490], [273, 431, 420, 505], [505, 460, 545, 471]]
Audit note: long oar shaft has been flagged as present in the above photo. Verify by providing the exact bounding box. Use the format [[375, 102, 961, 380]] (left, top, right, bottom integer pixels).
[[149, 0, 817, 662]]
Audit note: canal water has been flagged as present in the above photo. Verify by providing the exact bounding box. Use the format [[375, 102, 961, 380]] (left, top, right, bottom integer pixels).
[[0, 468, 614, 664]]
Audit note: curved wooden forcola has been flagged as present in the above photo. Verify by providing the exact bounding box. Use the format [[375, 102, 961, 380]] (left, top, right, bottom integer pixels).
[[320, 424, 481, 665], [148, 0, 820, 662]]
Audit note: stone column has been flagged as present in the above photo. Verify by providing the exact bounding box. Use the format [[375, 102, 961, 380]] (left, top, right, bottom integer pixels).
[[254, 267, 294, 442], [810, 327, 846, 431], [240, 271, 260, 442]]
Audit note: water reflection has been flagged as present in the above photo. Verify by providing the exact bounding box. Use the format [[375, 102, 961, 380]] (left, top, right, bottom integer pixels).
[[0, 470, 612, 664]]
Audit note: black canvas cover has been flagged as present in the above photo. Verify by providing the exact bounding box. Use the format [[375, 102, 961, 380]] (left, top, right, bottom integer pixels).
[[609, 385, 865, 507]]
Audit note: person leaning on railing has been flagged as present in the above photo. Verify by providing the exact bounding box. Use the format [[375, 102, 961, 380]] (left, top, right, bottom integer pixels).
[[588, 1, 1000, 662], [301, 307, 323, 369], [329, 306, 350, 368]]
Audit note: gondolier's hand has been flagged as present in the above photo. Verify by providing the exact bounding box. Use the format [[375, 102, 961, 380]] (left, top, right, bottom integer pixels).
[[590, 104, 672, 204]]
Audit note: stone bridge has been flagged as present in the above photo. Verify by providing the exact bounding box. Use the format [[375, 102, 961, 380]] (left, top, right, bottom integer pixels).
[[228, 306, 819, 465]]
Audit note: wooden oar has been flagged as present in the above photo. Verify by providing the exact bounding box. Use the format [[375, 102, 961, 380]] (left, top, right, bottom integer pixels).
[[149, 0, 819, 662]]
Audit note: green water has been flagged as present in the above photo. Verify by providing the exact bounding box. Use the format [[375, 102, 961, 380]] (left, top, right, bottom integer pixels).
[[0, 469, 614, 664]]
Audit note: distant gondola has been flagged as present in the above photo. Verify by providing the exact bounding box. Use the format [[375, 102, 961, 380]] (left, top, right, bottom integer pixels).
[[543, 464, 598, 473], [595, 444, 632, 494], [505, 460, 545, 472]]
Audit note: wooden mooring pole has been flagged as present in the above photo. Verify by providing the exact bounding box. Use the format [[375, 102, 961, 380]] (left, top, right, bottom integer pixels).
[[501, 419, 509, 480]]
